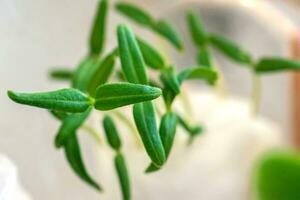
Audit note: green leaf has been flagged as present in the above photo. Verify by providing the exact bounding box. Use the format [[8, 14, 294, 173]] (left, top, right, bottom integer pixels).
[[177, 67, 218, 85], [186, 11, 207, 47], [209, 34, 252, 64], [257, 151, 300, 200], [114, 153, 131, 200], [64, 133, 102, 191], [88, 49, 117, 96], [137, 38, 165, 70], [255, 58, 300, 73], [152, 20, 184, 50], [162, 87, 176, 111], [103, 115, 122, 151], [94, 83, 162, 111], [49, 110, 69, 121], [7, 88, 93, 113], [176, 113, 203, 142], [55, 107, 92, 148], [117, 25, 148, 84], [197, 46, 212, 67], [160, 67, 180, 95], [72, 56, 99, 92], [133, 102, 166, 167], [115, 2, 153, 26], [89, 0, 108, 56], [49, 68, 73, 81]]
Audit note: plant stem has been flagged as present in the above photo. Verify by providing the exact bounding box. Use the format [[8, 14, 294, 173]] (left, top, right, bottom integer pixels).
[[81, 124, 102, 145], [251, 73, 261, 116]]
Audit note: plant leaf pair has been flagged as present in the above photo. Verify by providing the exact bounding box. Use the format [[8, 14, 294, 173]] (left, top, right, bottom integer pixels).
[[176, 114, 203, 142], [55, 107, 92, 148], [255, 58, 300, 73], [115, 2, 183, 50], [64, 133, 102, 191], [133, 102, 166, 167], [7, 88, 93, 113], [177, 67, 218, 85], [94, 83, 162, 110]]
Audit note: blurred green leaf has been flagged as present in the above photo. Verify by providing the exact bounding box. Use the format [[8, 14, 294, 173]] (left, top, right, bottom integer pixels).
[[176, 113, 203, 143], [88, 49, 117, 96], [115, 2, 153, 26], [133, 102, 166, 167], [49, 68, 73, 81], [137, 38, 165, 70], [117, 25, 148, 84], [114, 153, 131, 200], [94, 83, 162, 110], [209, 34, 252, 64], [64, 133, 102, 191], [152, 20, 184, 50], [103, 115, 122, 151], [55, 107, 92, 148], [186, 11, 207, 47], [160, 67, 180, 95], [177, 67, 218, 85], [257, 151, 300, 200], [7, 88, 93, 113], [255, 58, 300, 73], [89, 0, 108, 56], [197, 46, 212, 67]]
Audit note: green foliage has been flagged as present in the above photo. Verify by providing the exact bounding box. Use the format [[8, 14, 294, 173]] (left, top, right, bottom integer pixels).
[[176, 113, 203, 143], [103, 115, 122, 151], [197, 46, 212, 67], [7, 88, 93, 113], [89, 0, 108, 56], [177, 67, 218, 85], [55, 107, 92, 148], [256, 151, 300, 200], [49, 68, 73, 81], [160, 67, 181, 95], [186, 11, 207, 47], [64, 133, 102, 191], [94, 83, 162, 110], [255, 58, 300, 73], [115, 153, 131, 200], [133, 102, 166, 167]]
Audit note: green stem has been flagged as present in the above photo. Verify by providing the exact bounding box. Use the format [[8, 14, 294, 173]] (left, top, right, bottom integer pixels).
[[251, 73, 261, 116], [81, 124, 102, 145]]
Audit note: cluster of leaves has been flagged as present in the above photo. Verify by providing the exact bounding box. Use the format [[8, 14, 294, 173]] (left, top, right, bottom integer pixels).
[[7, 1, 300, 199]]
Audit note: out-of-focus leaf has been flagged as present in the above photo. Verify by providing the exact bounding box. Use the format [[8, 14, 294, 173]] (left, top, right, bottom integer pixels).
[[197, 46, 212, 67], [137, 38, 165, 70], [103, 115, 122, 151], [94, 83, 162, 110], [177, 67, 218, 85], [186, 11, 207, 47], [89, 0, 108, 56], [133, 102, 166, 167], [160, 67, 180, 95], [117, 25, 148, 84], [176, 113, 203, 142], [152, 20, 184, 50], [209, 34, 252, 64], [115, 2, 153, 26], [49, 68, 73, 81], [114, 153, 131, 200], [55, 107, 92, 148], [255, 58, 300, 73], [7, 88, 93, 113], [64, 133, 102, 191]]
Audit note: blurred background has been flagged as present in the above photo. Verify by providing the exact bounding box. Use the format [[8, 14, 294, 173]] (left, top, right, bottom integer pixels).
[[1, 0, 300, 199]]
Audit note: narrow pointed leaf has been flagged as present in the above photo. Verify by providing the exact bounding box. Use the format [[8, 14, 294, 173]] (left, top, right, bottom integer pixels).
[[176, 113, 203, 141], [197, 46, 212, 67], [177, 67, 218, 85], [162, 87, 176, 111], [89, 0, 108, 56], [137, 38, 165, 69], [209, 34, 252, 64], [49, 68, 73, 81], [94, 83, 162, 110], [186, 11, 207, 46], [64, 133, 102, 191], [160, 67, 180, 95], [115, 2, 153, 26], [255, 58, 300, 73], [55, 107, 92, 148], [117, 25, 148, 84], [7, 88, 93, 113], [88, 49, 117, 96], [152, 20, 184, 50], [133, 102, 166, 167], [103, 115, 122, 150], [114, 153, 131, 200]]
